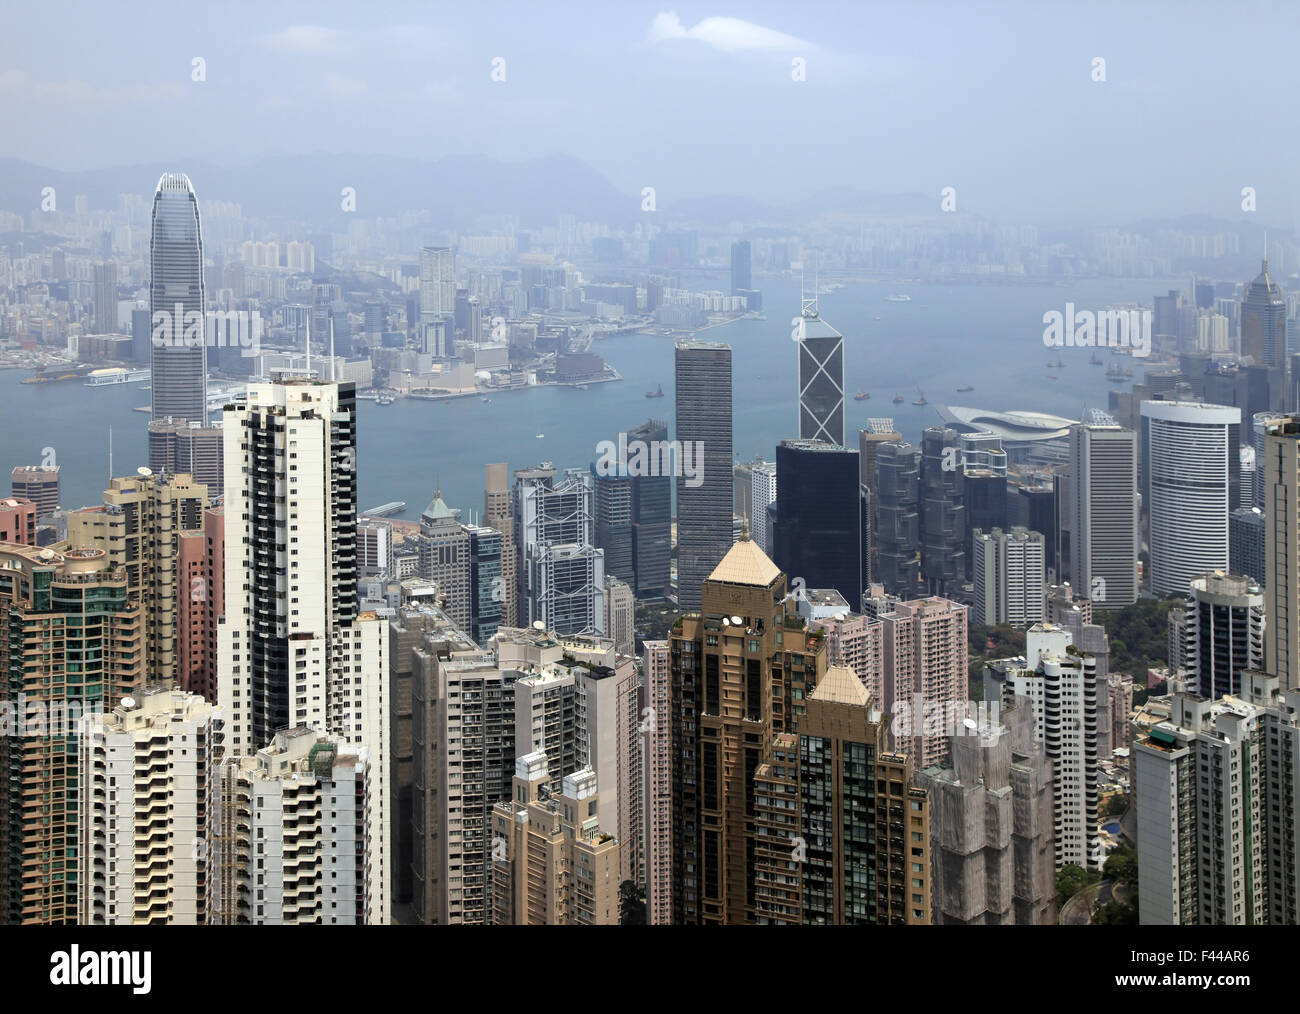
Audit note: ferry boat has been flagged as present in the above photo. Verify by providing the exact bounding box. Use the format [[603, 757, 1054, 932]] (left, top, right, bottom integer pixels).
[[892, 393, 905, 404], [376, 393, 396, 406], [885, 293, 911, 302], [956, 385, 974, 392], [363, 501, 406, 518], [1089, 352, 1103, 365], [912, 389, 928, 406], [646, 383, 665, 399], [853, 390, 870, 401]]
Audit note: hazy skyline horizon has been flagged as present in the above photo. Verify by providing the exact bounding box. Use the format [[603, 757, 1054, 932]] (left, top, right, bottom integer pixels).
[[4, 1, 1300, 228]]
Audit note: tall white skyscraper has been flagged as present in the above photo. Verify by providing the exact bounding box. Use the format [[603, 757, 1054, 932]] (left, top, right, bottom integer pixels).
[[217, 378, 389, 924], [985, 623, 1102, 870], [419, 246, 455, 318], [1068, 423, 1138, 608], [1141, 401, 1239, 598], [971, 526, 1046, 627], [78, 688, 224, 925], [750, 460, 777, 555]]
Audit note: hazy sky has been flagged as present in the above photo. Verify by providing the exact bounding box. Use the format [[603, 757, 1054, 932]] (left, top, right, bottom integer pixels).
[[2, 0, 1298, 226]]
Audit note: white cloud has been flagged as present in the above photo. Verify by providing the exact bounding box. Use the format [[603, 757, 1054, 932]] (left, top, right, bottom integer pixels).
[[0, 69, 183, 105], [647, 11, 812, 52], [260, 25, 342, 53]]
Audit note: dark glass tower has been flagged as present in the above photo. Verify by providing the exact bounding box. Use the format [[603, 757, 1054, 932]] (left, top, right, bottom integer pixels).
[[874, 441, 922, 597], [675, 342, 733, 611], [149, 173, 207, 423], [920, 427, 966, 596], [772, 440, 864, 609], [630, 418, 671, 597], [730, 240, 751, 295]]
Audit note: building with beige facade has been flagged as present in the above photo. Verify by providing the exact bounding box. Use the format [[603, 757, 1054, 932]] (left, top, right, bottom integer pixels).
[[488, 752, 620, 924]]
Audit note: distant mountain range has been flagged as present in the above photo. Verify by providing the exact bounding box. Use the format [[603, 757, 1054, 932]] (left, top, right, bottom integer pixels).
[[0, 154, 960, 231]]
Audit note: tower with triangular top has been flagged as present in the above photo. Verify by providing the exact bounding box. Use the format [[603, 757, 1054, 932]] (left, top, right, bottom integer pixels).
[[796, 254, 845, 446]]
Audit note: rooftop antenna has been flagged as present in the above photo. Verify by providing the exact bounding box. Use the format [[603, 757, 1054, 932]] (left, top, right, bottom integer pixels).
[[802, 252, 819, 319]]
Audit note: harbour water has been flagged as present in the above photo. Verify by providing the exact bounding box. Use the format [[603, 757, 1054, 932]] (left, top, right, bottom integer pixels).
[[0, 277, 1181, 518]]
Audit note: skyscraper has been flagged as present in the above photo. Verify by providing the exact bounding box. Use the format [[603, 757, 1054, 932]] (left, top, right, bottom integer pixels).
[[0, 544, 144, 924], [920, 427, 965, 596], [985, 623, 1101, 870], [1135, 672, 1300, 925], [772, 439, 865, 609], [674, 341, 733, 611], [93, 260, 118, 334], [150, 173, 207, 424], [1068, 423, 1138, 608], [641, 639, 672, 924], [874, 441, 922, 597], [1177, 571, 1264, 699], [796, 291, 845, 446], [1142, 401, 1239, 598], [971, 526, 1047, 627], [729, 240, 751, 296], [216, 378, 389, 923], [484, 462, 518, 629], [914, 698, 1056, 925], [78, 688, 222, 924], [66, 473, 208, 677], [669, 534, 827, 923], [1264, 416, 1300, 687], [749, 459, 777, 555], [629, 419, 671, 597], [1241, 257, 1287, 382], [488, 755, 621, 925], [514, 464, 606, 635], [753, 666, 932, 925]]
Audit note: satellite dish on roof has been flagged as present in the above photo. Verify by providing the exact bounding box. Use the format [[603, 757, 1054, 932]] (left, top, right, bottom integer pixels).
[[721, 617, 730, 626], [532, 620, 545, 630], [137, 467, 152, 477], [121, 696, 137, 710], [730, 616, 743, 626], [962, 718, 979, 731], [38, 549, 55, 561]]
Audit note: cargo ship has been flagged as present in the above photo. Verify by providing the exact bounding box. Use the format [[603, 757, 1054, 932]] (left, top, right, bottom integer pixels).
[[23, 363, 99, 384], [362, 501, 406, 518]]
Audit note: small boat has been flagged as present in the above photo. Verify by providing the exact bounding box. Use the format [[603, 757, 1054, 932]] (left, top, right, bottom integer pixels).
[[646, 383, 664, 399], [535, 432, 544, 439], [912, 389, 927, 406], [873, 315, 882, 321], [576, 383, 589, 390], [1089, 352, 1103, 365], [376, 393, 395, 406], [892, 394, 905, 404], [853, 390, 870, 401], [1046, 359, 1066, 368], [956, 385, 974, 392], [480, 395, 490, 403], [885, 293, 911, 302], [1048, 375, 1059, 380]]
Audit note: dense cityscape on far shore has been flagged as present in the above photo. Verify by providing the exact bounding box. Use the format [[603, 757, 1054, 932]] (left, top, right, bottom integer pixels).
[[2, 6, 1298, 960]]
